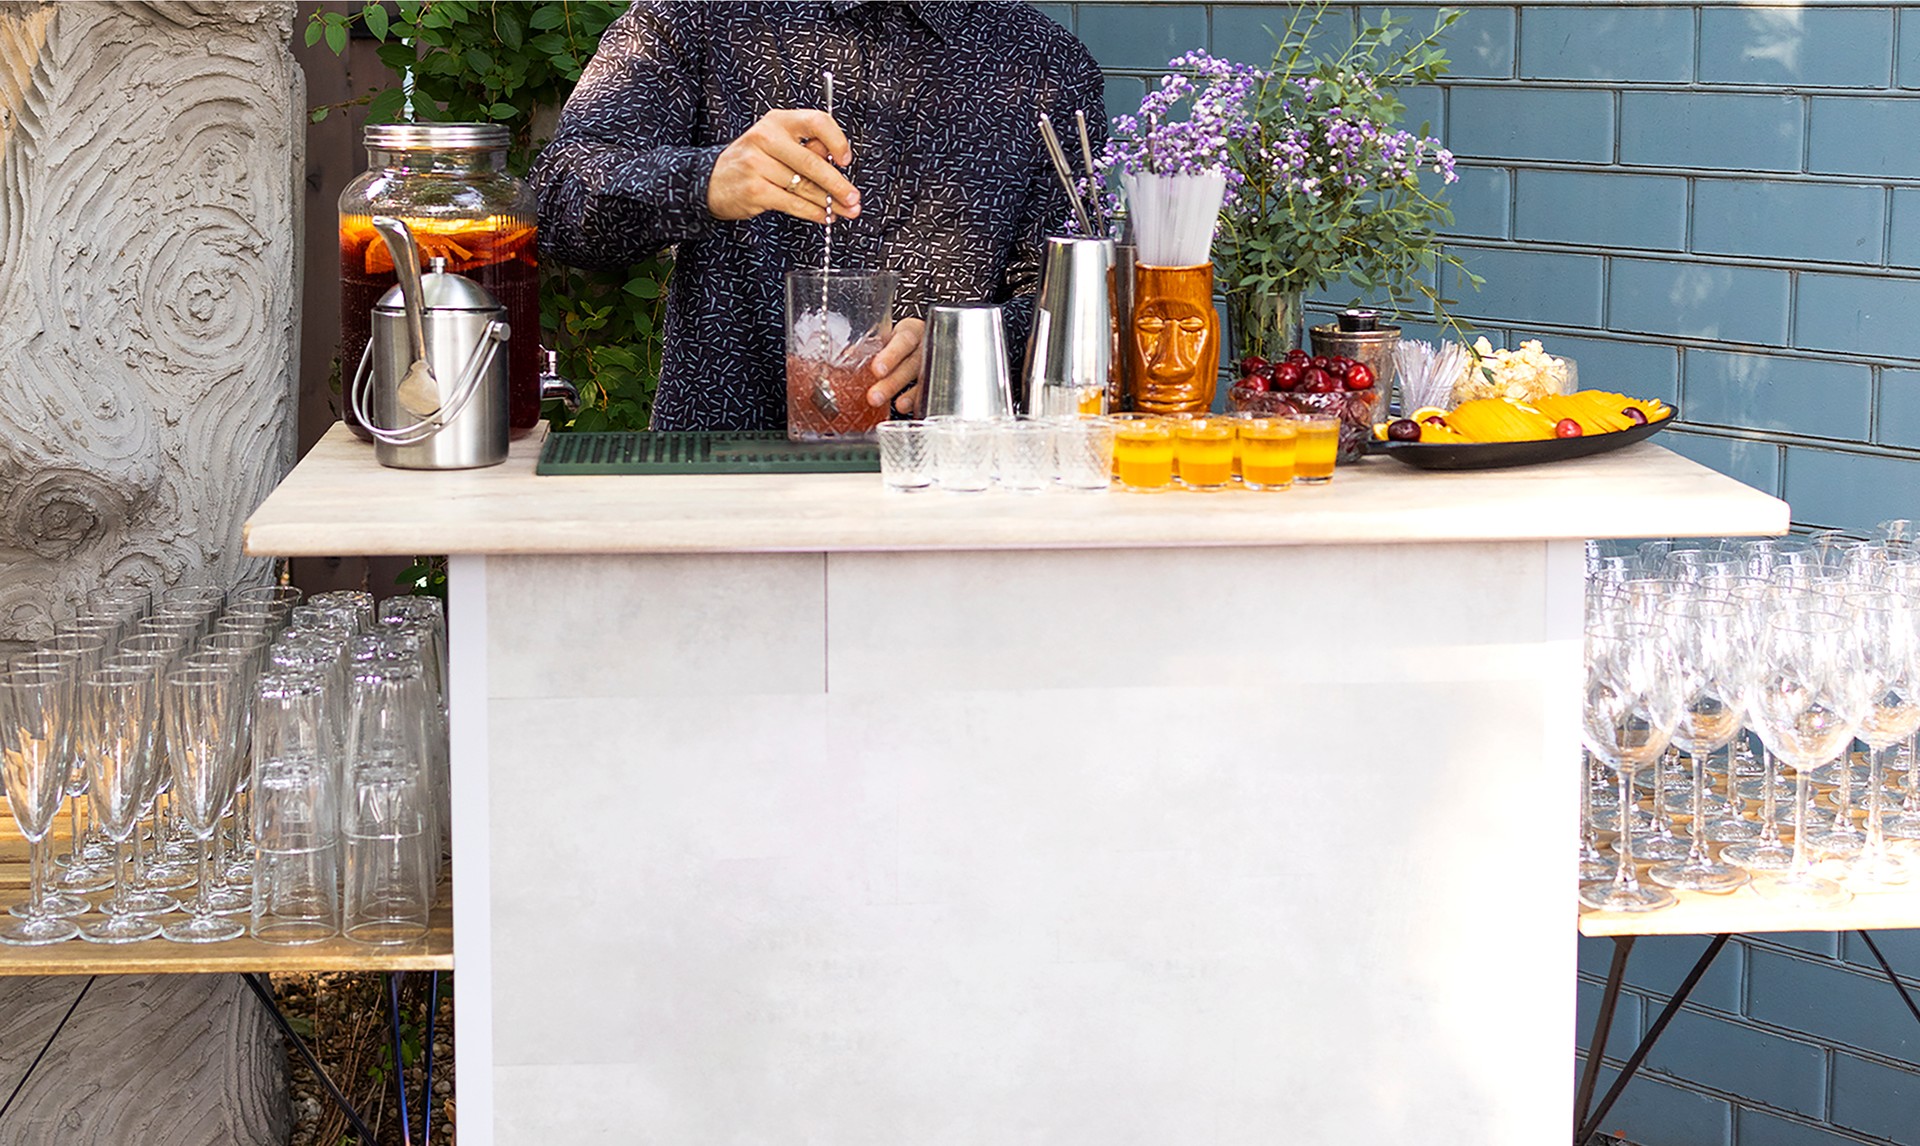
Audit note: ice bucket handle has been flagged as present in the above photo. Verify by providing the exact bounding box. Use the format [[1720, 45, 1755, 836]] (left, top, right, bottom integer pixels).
[[351, 320, 510, 448]]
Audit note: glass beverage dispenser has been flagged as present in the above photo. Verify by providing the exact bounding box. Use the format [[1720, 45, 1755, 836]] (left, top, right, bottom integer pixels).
[[339, 123, 539, 438]]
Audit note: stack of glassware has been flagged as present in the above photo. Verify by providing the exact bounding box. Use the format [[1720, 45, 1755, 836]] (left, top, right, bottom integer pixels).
[[1580, 527, 1920, 914], [0, 582, 449, 946]]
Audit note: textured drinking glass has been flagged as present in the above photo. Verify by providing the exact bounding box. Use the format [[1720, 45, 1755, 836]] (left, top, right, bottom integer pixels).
[[995, 418, 1052, 493], [252, 753, 340, 944], [1049, 416, 1114, 491], [344, 762, 431, 945], [930, 417, 995, 492], [1172, 416, 1235, 491], [309, 590, 376, 634], [1111, 414, 1173, 492], [876, 420, 933, 492], [0, 667, 79, 945], [1293, 413, 1339, 484], [77, 665, 163, 943], [162, 667, 245, 942], [1237, 416, 1298, 491]]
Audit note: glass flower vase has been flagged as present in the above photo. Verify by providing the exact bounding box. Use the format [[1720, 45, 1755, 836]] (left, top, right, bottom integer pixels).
[[1226, 288, 1304, 363]]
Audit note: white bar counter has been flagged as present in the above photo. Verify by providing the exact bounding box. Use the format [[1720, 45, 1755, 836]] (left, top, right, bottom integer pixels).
[[248, 425, 1787, 1146]]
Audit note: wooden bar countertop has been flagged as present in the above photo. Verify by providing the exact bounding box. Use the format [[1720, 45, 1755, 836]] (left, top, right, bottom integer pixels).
[[245, 423, 1790, 558]]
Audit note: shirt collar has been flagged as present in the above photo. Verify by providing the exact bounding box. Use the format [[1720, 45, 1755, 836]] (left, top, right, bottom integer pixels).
[[829, 1, 967, 43]]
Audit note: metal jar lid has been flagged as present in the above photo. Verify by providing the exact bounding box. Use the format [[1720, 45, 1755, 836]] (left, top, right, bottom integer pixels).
[[363, 122, 510, 151], [375, 267, 504, 313]]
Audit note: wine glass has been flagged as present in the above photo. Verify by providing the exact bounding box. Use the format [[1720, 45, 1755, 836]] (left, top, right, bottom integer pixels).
[[1579, 623, 1684, 913], [1746, 611, 1866, 908], [76, 664, 164, 943], [161, 667, 245, 942], [1837, 591, 1920, 887], [1648, 595, 1749, 893], [0, 667, 80, 945]]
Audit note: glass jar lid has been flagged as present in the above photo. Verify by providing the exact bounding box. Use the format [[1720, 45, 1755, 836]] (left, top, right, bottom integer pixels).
[[363, 122, 509, 151]]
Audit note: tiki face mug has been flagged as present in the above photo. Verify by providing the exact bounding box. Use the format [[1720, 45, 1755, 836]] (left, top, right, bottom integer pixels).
[[1128, 264, 1219, 414]]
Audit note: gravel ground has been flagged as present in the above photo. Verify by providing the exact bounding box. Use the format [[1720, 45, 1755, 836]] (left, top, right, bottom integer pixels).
[[275, 971, 454, 1146]]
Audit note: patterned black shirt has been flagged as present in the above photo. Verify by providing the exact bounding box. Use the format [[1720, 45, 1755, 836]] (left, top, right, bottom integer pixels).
[[532, 1, 1105, 431]]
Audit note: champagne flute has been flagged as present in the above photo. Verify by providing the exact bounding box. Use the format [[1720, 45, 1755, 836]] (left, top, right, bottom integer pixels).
[[76, 665, 163, 943], [1579, 623, 1684, 913], [161, 667, 245, 942], [0, 667, 80, 944]]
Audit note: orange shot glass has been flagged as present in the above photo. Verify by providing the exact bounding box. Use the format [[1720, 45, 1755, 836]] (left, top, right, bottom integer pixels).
[[1293, 413, 1339, 484], [1111, 414, 1175, 492], [1237, 417, 1299, 491], [1172, 416, 1236, 491]]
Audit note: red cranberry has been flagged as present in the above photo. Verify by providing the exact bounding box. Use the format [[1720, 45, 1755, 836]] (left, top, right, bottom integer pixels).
[[1239, 355, 1269, 376], [1237, 373, 1270, 393], [1555, 418, 1583, 439], [1344, 362, 1375, 391], [1273, 363, 1304, 391], [1303, 367, 1340, 394], [1387, 418, 1421, 442]]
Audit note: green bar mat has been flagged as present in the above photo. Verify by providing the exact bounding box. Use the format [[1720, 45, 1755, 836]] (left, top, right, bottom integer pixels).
[[536, 431, 880, 475]]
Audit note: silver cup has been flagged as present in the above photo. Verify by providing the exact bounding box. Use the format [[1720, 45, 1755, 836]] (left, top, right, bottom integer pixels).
[[919, 302, 1013, 419], [1023, 236, 1116, 417]]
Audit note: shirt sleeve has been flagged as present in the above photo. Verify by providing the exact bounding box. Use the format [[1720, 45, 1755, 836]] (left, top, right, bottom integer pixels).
[[531, 1, 725, 271], [998, 42, 1108, 393]]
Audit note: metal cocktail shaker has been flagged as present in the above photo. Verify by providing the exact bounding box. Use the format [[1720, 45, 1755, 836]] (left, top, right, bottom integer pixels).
[[920, 302, 1014, 419], [1023, 236, 1115, 417]]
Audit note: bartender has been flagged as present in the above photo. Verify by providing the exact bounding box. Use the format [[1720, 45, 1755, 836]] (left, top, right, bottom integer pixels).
[[532, 1, 1105, 430]]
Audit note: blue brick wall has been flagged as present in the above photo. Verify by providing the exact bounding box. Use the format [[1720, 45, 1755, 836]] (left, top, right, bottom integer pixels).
[[1057, 3, 1920, 1143]]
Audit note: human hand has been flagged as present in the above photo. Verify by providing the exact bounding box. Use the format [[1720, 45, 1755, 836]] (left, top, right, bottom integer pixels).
[[865, 317, 925, 414], [707, 109, 861, 224]]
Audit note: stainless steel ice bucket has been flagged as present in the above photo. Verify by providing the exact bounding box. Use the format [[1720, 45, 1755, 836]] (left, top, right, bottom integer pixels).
[[1023, 236, 1115, 416]]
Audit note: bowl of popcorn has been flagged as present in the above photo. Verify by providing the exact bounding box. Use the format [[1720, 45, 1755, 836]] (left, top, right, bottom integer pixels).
[[1452, 338, 1576, 407]]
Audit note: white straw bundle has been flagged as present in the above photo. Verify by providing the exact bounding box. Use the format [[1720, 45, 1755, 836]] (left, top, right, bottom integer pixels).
[[1121, 170, 1226, 266], [1392, 339, 1473, 414]]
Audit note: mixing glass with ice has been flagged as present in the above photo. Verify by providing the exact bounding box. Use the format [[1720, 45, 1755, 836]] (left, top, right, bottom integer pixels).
[[785, 268, 897, 441]]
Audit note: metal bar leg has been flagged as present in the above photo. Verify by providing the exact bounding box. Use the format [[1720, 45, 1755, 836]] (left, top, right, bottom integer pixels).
[[1856, 931, 1920, 1029], [242, 972, 379, 1144], [421, 970, 439, 1145], [1576, 933, 1731, 1146], [389, 971, 414, 1145], [1574, 936, 1635, 1139]]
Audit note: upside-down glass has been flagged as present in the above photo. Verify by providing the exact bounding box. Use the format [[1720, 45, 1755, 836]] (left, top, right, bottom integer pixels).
[[1647, 596, 1749, 893], [0, 668, 79, 945], [1578, 623, 1683, 913], [252, 752, 340, 944], [344, 761, 432, 945], [1746, 611, 1864, 908], [77, 665, 163, 943], [162, 667, 246, 942]]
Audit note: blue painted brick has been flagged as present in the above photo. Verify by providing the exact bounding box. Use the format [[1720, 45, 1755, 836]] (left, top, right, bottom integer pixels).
[[1740, 1108, 1888, 1146], [1576, 976, 1647, 1062], [1796, 273, 1920, 360], [1831, 1051, 1920, 1145], [1209, 4, 1349, 68], [1700, 8, 1894, 89], [1610, 258, 1792, 347], [1886, 188, 1920, 269], [1534, 334, 1680, 407], [1752, 932, 1843, 960], [1449, 87, 1613, 163], [1645, 1008, 1828, 1118], [1102, 74, 1145, 124], [1810, 97, 1920, 180], [1661, 431, 1783, 498], [1433, 164, 1508, 240], [1361, 7, 1514, 80], [1693, 180, 1886, 266], [1877, 369, 1920, 450], [1784, 447, 1920, 535], [1682, 350, 1873, 442], [1903, 9, 1920, 90], [1443, 246, 1605, 329], [1399, 83, 1443, 139], [1620, 92, 1804, 173], [1515, 170, 1687, 252], [1031, 2, 1072, 33], [1076, 4, 1207, 72], [1625, 934, 1747, 1015], [1521, 6, 1694, 83], [1841, 930, 1920, 983], [1580, 1068, 1734, 1146]]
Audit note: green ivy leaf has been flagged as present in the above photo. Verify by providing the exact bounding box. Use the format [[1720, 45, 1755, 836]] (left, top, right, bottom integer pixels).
[[529, 6, 565, 30], [364, 2, 389, 40], [303, 18, 324, 47], [488, 101, 519, 119], [324, 19, 348, 55]]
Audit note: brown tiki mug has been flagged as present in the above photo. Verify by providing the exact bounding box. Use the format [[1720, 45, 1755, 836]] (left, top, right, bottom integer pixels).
[[1127, 264, 1220, 414]]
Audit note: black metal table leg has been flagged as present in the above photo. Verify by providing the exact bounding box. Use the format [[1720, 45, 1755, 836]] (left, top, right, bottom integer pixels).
[[1576, 933, 1731, 1146], [1574, 935, 1635, 1138], [242, 972, 379, 1144], [1856, 930, 1920, 1029]]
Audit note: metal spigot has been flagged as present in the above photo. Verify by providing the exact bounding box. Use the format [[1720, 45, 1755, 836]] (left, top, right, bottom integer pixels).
[[538, 347, 579, 413]]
